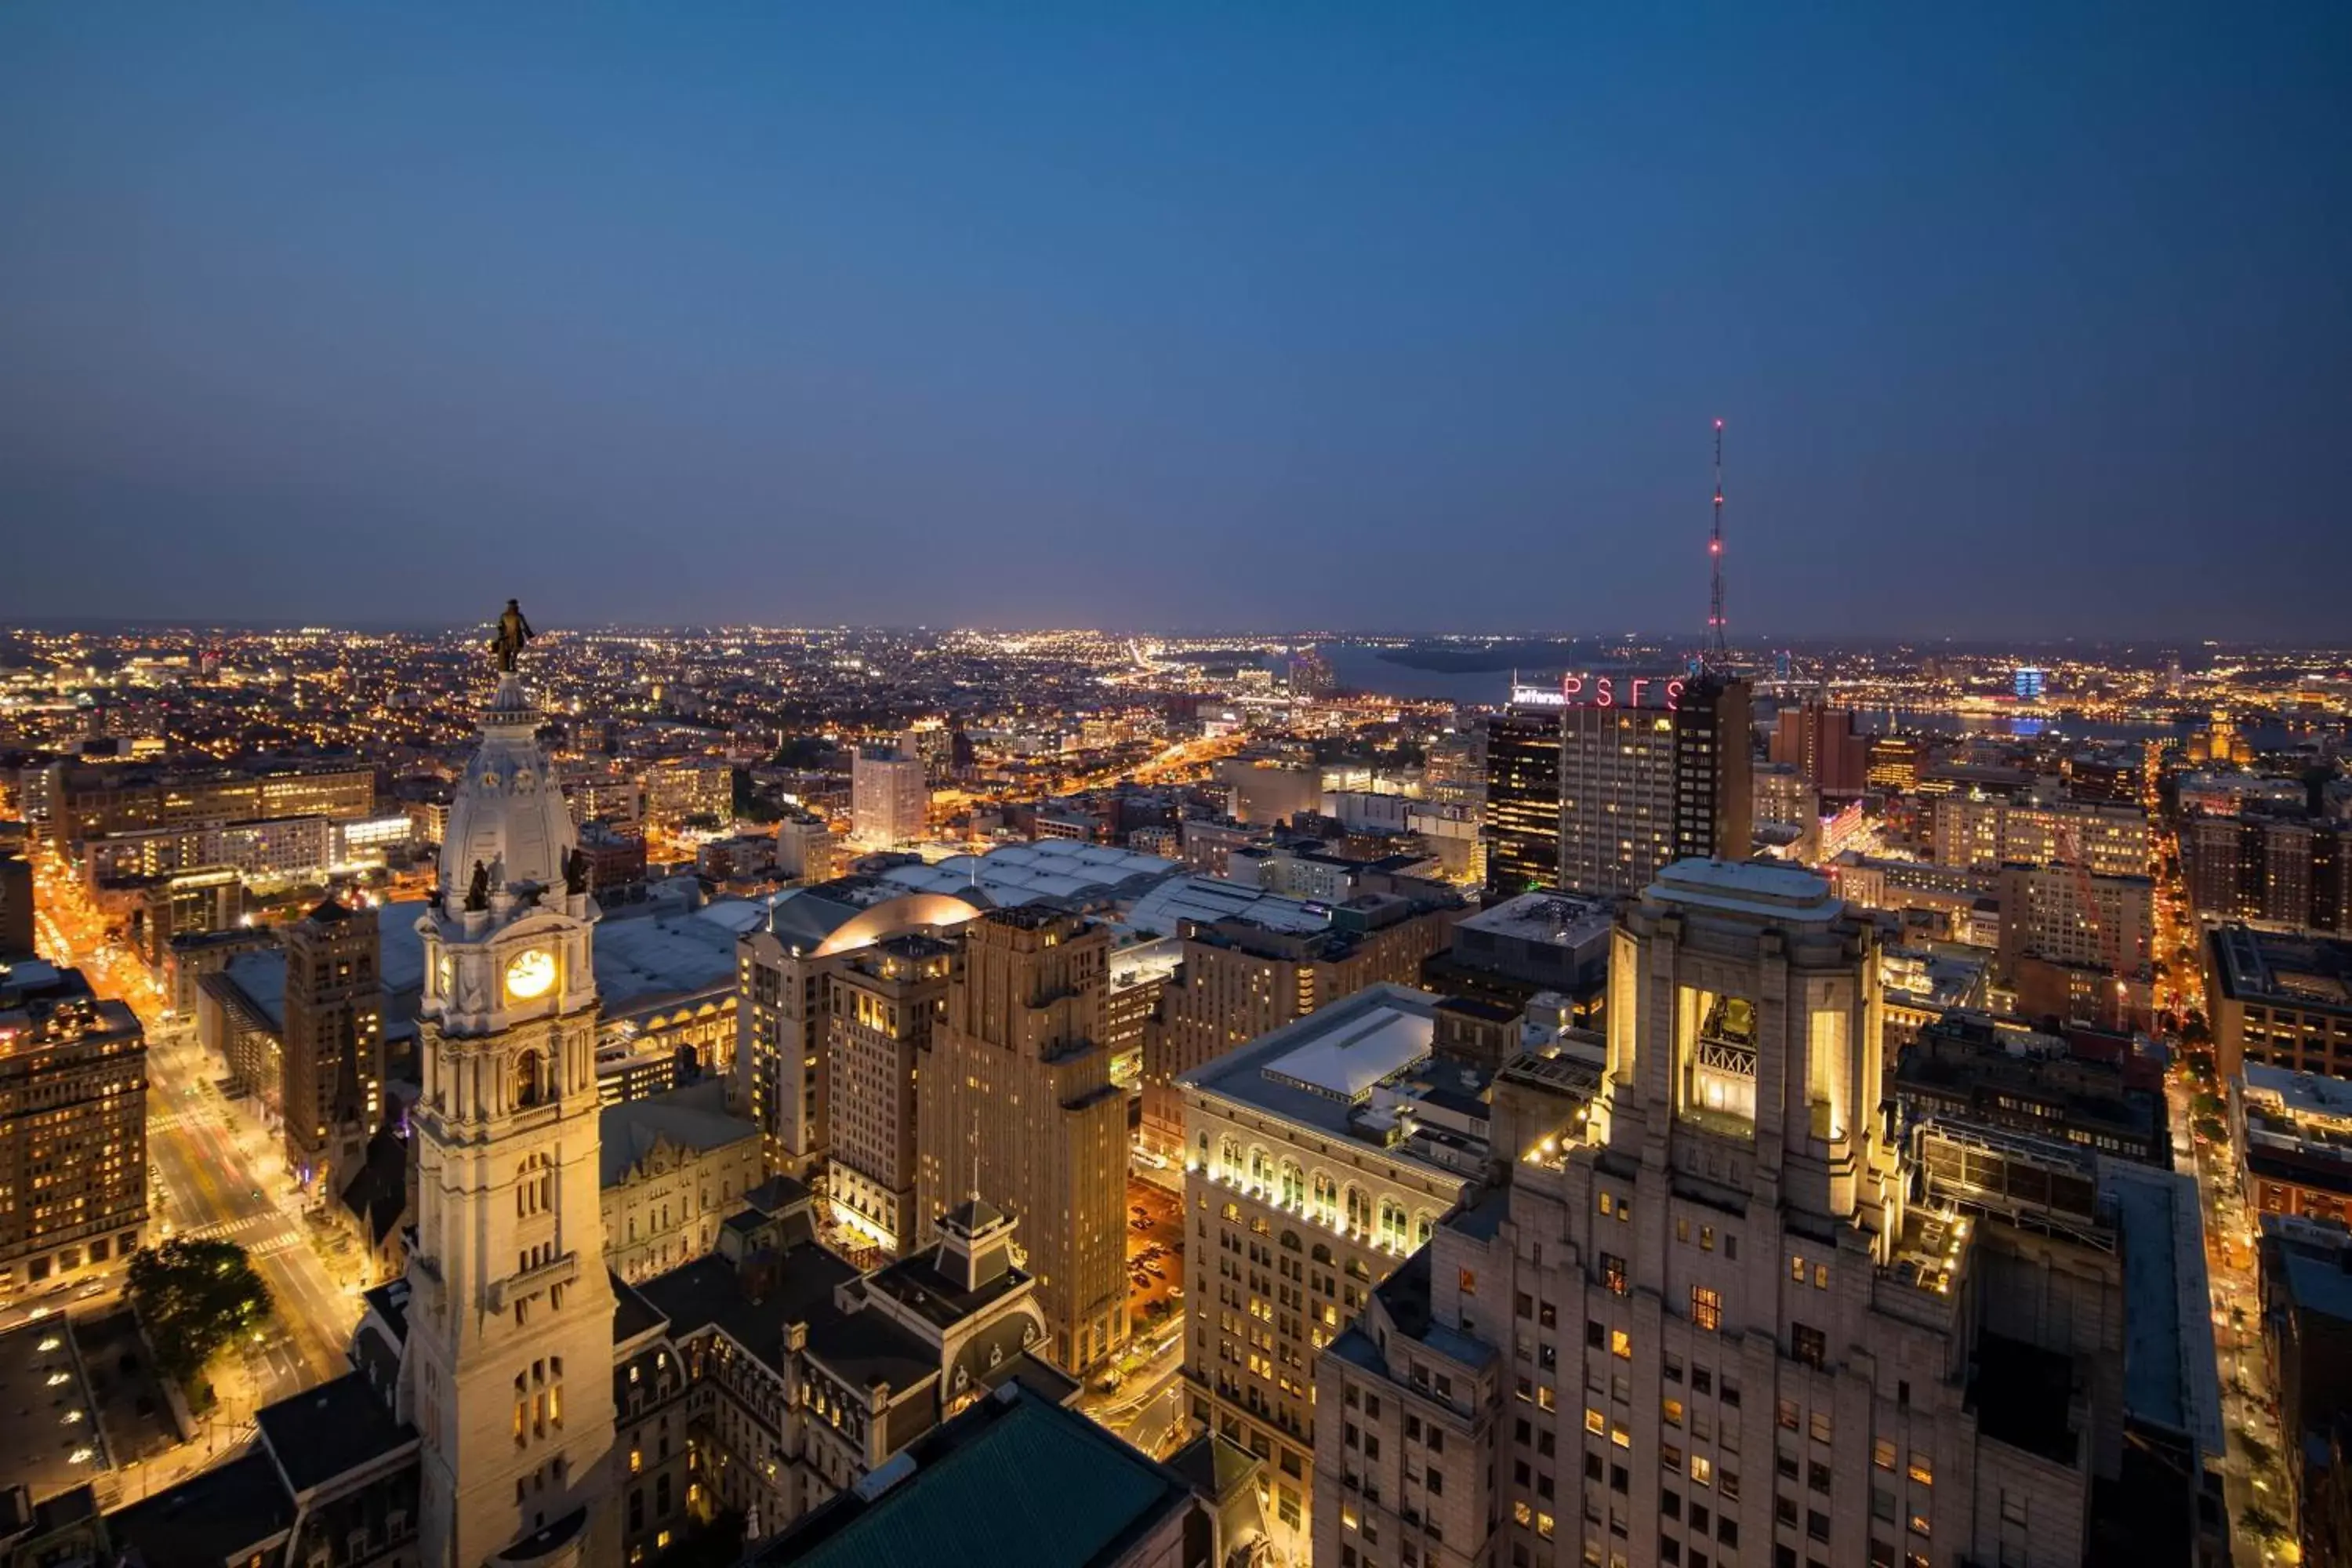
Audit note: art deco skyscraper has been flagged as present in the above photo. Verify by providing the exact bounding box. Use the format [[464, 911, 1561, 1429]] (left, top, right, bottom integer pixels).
[[280, 895, 383, 1189], [916, 907, 1128, 1374]]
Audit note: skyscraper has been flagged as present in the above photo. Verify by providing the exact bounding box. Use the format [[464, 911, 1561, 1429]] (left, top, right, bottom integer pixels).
[[850, 746, 928, 850], [915, 907, 1128, 1374], [1769, 702, 1870, 794], [1310, 859, 2189, 1568], [279, 895, 383, 1189], [1558, 675, 1752, 897], [1485, 705, 1563, 898], [826, 931, 953, 1256]]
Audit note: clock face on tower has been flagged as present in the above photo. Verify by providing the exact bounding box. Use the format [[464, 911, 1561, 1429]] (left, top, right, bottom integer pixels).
[[505, 947, 557, 1001]]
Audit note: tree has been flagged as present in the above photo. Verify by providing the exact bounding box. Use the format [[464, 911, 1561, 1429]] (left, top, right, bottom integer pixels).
[[2193, 1114, 2228, 1145], [126, 1239, 272, 1385], [2240, 1432, 2279, 1475], [2194, 1091, 2227, 1119]]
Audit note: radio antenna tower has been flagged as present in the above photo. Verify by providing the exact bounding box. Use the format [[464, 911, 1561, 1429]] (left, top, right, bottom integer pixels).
[[1707, 418, 1728, 667]]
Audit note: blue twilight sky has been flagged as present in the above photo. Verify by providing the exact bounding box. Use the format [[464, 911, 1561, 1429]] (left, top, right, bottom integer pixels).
[[2, 5, 2347, 638]]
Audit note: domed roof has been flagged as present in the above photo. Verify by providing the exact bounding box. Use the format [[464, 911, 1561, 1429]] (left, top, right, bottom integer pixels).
[[438, 673, 576, 898]]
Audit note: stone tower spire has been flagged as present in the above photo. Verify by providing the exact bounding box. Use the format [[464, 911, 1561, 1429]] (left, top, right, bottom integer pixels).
[[405, 604, 617, 1568]]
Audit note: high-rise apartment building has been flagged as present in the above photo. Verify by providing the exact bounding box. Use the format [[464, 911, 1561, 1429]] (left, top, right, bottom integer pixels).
[[915, 907, 1127, 1374], [0, 959, 147, 1295], [735, 877, 980, 1178], [2207, 923, 2352, 1080], [1558, 676, 1751, 898], [280, 896, 383, 1189], [1142, 898, 1464, 1154], [850, 746, 928, 850], [642, 758, 733, 829], [826, 933, 952, 1256], [1866, 735, 1923, 793], [2184, 814, 2352, 935], [44, 757, 376, 850], [1179, 983, 1491, 1563], [1311, 859, 2199, 1568], [1769, 703, 1870, 794], [1993, 862, 2155, 972], [1485, 706, 1563, 898], [1928, 795, 2150, 879]]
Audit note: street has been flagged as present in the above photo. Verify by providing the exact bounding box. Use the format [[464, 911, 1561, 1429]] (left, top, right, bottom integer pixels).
[[20, 848, 361, 1414], [2147, 787, 2293, 1564]]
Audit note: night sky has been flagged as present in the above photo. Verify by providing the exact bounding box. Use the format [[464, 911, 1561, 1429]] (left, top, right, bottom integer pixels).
[[3, 5, 2347, 638]]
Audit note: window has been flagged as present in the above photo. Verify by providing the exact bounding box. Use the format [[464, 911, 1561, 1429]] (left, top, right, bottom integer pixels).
[[1908, 1512, 1931, 1540], [1907, 1454, 1933, 1487], [1691, 1287, 1722, 1332], [1809, 1461, 1832, 1494], [1602, 1253, 1628, 1295], [1663, 1398, 1685, 1428], [2000, 1490, 2027, 1528], [1777, 1399, 1800, 1432], [1808, 1410, 1833, 1444], [1587, 1407, 1607, 1436], [1720, 1468, 1739, 1502], [1690, 1455, 1713, 1486], [1610, 1329, 1632, 1360], [1793, 1323, 1826, 1371], [1873, 1438, 1896, 1471]]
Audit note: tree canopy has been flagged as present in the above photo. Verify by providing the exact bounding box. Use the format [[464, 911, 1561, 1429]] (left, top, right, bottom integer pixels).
[[126, 1239, 272, 1385]]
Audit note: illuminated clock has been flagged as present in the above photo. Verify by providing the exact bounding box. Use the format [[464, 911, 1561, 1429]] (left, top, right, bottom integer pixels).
[[504, 947, 557, 1001]]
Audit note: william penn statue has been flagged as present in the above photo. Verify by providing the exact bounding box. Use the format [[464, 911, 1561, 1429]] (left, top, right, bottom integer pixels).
[[490, 598, 534, 672]]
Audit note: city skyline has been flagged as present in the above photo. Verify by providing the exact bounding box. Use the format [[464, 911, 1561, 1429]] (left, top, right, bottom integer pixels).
[[5, 5, 2350, 636]]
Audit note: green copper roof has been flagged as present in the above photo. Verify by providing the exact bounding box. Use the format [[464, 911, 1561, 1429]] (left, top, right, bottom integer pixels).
[[779, 1391, 1186, 1567]]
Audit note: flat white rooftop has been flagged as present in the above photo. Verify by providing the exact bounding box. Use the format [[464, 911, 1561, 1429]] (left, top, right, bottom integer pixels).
[[1262, 1007, 1435, 1102], [1650, 858, 1845, 921]]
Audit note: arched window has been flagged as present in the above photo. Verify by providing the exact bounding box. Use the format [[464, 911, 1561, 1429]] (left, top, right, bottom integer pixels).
[[1415, 1209, 1436, 1246], [1280, 1229, 1301, 1253], [1248, 1146, 1272, 1189], [514, 1048, 543, 1109], [1219, 1137, 1240, 1178], [1311, 1243, 1334, 1268], [1344, 1184, 1370, 1232], [1279, 1160, 1305, 1209], [1379, 1197, 1408, 1248], [1312, 1171, 1339, 1217], [1221, 1202, 1241, 1224]]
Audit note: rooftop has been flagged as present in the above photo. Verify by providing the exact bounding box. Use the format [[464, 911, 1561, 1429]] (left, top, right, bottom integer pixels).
[[254, 1370, 416, 1496], [1123, 873, 1330, 938], [0, 1319, 105, 1506], [749, 1385, 1194, 1568], [598, 1080, 759, 1188], [877, 840, 1177, 909], [1457, 890, 1615, 949], [2211, 922, 2352, 1013], [1647, 858, 1846, 923], [1185, 984, 1439, 1134], [103, 1452, 292, 1568], [633, 1248, 858, 1377]]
